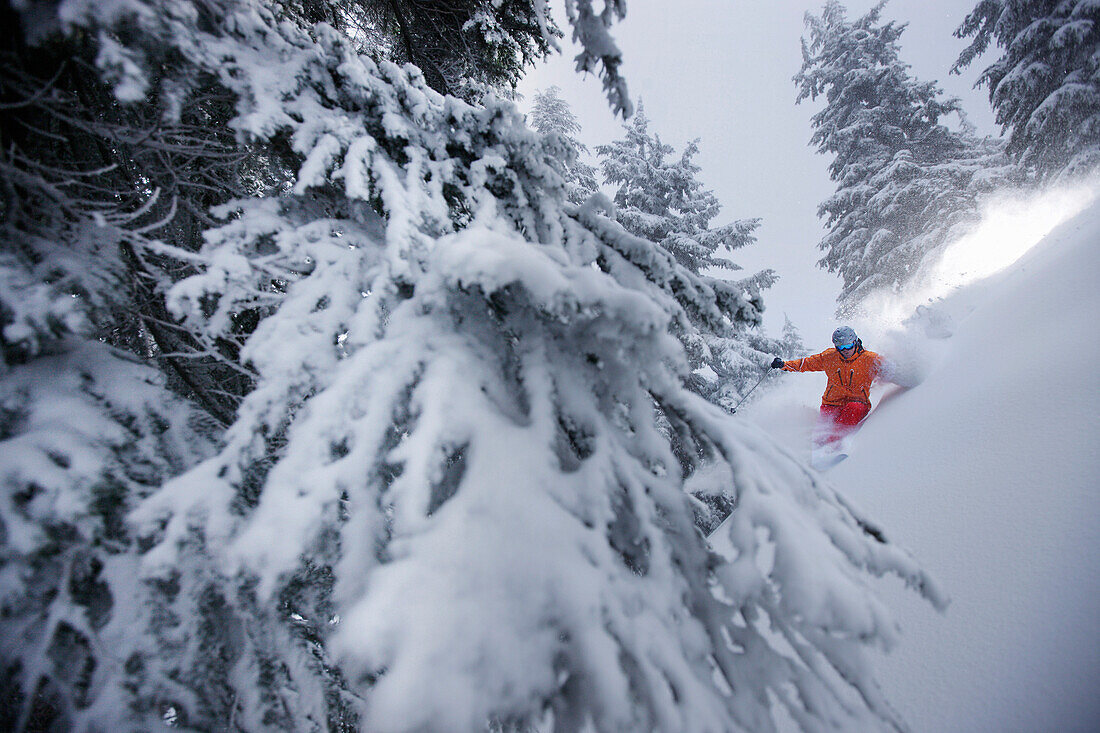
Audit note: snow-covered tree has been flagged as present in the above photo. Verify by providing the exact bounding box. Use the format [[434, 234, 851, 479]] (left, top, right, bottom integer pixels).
[[530, 86, 600, 204], [953, 0, 1100, 179], [796, 1, 1020, 313], [0, 339, 228, 731], [1, 0, 946, 730], [0, 1, 365, 726], [779, 314, 808, 358], [597, 103, 761, 275], [316, 0, 560, 102], [597, 104, 784, 410]]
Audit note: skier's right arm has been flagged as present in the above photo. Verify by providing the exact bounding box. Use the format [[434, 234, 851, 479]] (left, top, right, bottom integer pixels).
[[781, 351, 828, 372]]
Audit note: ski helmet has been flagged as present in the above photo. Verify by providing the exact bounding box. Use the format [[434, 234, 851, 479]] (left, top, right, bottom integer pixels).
[[832, 326, 859, 350]]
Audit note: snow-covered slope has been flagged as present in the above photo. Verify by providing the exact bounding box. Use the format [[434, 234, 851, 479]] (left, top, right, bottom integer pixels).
[[746, 195, 1100, 731]]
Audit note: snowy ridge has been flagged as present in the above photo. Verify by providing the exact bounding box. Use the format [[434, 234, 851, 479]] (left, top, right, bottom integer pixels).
[[748, 193, 1100, 731]]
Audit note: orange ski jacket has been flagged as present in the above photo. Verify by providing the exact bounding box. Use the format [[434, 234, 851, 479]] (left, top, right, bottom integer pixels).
[[781, 347, 887, 407]]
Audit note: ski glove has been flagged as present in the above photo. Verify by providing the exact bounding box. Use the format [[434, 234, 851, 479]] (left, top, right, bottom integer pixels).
[[770, 357, 785, 369]]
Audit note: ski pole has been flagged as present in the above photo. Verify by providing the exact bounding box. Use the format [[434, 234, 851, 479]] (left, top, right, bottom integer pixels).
[[730, 368, 772, 414]]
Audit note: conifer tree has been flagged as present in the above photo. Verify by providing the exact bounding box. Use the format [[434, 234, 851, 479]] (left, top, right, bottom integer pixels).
[[796, 0, 1019, 312], [530, 86, 599, 204], [597, 104, 760, 274], [0, 1, 945, 730], [340, 0, 558, 101], [779, 315, 808, 358], [596, 104, 783, 408], [953, 0, 1100, 179]]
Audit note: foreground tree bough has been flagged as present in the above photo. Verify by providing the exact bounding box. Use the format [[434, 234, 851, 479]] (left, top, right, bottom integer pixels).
[[1, 1, 945, 730]]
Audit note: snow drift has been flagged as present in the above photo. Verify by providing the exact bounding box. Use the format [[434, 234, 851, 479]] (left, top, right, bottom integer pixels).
[[747, 187, 1100, 731]]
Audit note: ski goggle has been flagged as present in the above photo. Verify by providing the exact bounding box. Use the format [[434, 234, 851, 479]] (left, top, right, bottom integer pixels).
[[835, 341, 856, 350]]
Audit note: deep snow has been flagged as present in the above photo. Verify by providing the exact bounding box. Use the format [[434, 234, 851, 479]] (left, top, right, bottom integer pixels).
[[744, 191, 1100, 731]]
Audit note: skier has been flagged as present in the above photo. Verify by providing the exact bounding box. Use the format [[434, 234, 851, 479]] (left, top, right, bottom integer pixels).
[[770, 326, 896, 450]]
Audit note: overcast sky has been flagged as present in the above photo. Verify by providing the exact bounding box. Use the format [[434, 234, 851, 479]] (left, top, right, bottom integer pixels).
[[517, 0, 999, 344]]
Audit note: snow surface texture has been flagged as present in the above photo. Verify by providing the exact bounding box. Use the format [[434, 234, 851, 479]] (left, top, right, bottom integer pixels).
[[747, 190, 1100, 731]]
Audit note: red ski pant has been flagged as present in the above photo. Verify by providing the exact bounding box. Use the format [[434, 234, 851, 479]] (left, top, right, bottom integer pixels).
[[814, 401, 870, 446]]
